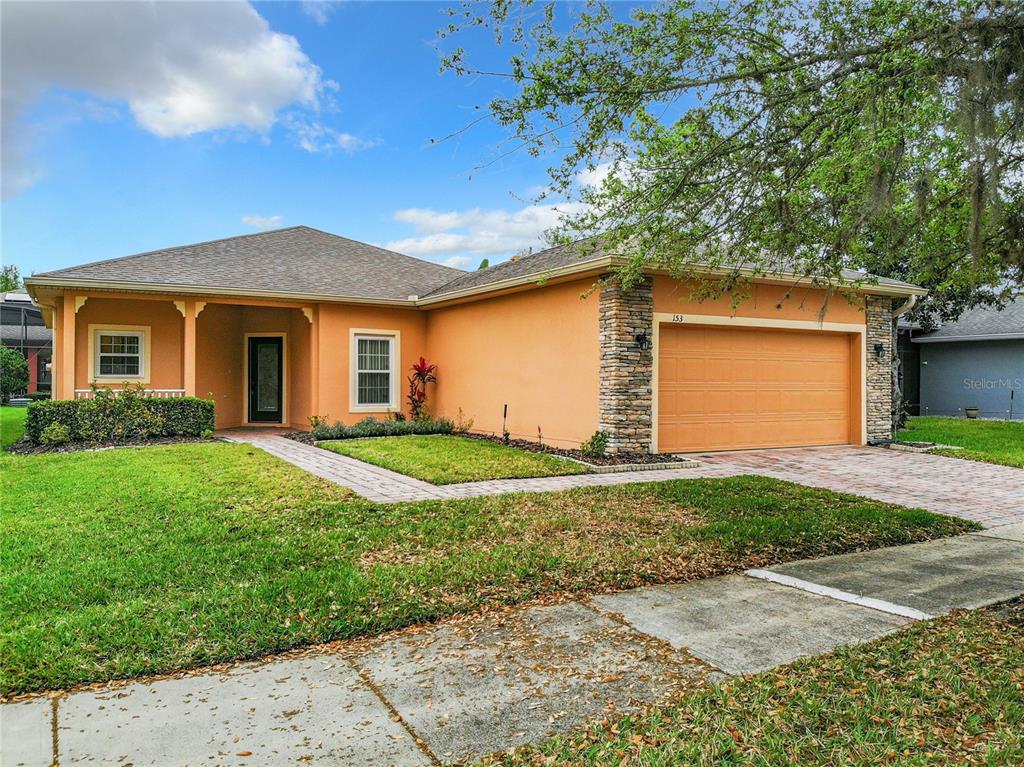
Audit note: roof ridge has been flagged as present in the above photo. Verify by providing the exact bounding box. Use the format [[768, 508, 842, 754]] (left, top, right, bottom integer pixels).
[[424, 237, 604, 296], [35, 225, 467, 280], [34, 225, 310, 278], [296, 226, 466, 275]]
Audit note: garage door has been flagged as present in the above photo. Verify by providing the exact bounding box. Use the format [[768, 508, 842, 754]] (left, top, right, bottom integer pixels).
[[658, 325, 854, 452]]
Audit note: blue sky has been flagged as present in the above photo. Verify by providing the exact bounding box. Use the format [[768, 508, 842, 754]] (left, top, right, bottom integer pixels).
[[2, 1, 591, 275]]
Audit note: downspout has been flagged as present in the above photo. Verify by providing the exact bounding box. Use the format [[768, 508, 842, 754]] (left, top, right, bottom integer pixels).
[[879, 293, 919, 445], [892, 293, 918, 319]]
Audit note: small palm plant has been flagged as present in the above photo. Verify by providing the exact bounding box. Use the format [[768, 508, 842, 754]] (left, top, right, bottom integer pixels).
[[407, 357, 437, 420]]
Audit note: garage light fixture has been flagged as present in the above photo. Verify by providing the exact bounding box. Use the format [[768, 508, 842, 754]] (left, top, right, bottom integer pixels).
[[873, 343, 886, 360], [635, 332, 651, 351]]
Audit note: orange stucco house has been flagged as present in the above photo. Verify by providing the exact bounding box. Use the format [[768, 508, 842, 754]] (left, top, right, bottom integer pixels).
[[25, 226, 925, 453]]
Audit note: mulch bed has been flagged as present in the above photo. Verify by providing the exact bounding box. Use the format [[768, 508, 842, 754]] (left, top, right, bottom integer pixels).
[[285, 429, 681, 466], [458, 432, 683, 465], [6, 435, 214, 456]]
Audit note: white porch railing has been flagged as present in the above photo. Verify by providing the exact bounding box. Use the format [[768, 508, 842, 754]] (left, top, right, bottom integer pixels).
[[74, 389, 186, 399]]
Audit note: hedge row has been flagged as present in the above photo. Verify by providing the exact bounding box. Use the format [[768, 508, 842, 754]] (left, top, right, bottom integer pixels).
[[26, 395, 215, 445], [312, 416, 453, 441]]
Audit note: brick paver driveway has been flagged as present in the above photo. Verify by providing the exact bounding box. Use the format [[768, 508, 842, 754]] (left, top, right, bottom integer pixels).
[[696, 446, 1024, 528], [222, 433, 1023, 528]]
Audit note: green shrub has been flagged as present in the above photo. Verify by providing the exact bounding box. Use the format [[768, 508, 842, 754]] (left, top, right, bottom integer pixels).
[[580, 430, 609, 459], [0, 347, 29, 402], [76, 391, 164, 443], [26, 392, 51, 401], [26, 389, 214, 445], [39, 422, 70, 446], [311, 415, 453, 440]]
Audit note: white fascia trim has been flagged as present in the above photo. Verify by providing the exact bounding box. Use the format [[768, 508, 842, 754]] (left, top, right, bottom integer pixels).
[[912, 333, 1024, 343], [23, 277, 417, 308], [414, 257, 614, 306], [25, 260, 926, 311], [420, 261, 926, 307], [644, 265, 928, 297]]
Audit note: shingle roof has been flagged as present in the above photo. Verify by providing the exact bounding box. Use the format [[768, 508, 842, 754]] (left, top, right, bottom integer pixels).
[[29, 226, 923, 304], [31, 226, 464, 302], [912, 297, 1024, 342], [422, 241, 606, 298], [422, 239, 923, 298]]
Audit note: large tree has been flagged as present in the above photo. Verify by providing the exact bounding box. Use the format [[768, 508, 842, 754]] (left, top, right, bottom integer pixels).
[[0, 347, 29, 403], [0, 265, 21, 293], [442, 0, 1024, 324]]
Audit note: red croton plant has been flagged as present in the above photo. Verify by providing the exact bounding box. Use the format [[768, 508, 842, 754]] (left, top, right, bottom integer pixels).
[[407, 357, 437, 420]]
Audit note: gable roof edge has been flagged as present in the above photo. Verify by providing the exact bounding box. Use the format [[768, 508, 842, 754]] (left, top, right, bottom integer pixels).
[[23, 276, 417, 307]]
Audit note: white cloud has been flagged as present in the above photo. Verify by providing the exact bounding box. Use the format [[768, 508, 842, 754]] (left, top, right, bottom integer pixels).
[[241, 214, 284, 230], [301, 1, 341, 25], [286, 117, 380, 153], [577, 162, 613, 189], [1, 1, 334, 196], [441, 255, 473, 269], [576, 159, 633, 189], [385, 203, 585, 259]]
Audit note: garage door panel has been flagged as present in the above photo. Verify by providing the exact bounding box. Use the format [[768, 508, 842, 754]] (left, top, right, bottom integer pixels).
[[658, 325, 853, 452]]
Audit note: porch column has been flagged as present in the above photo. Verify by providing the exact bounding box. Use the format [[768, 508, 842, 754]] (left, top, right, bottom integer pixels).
[[308, 305, 320, 418], [183, 300, 197, 396], [60, 293, 76, 400]]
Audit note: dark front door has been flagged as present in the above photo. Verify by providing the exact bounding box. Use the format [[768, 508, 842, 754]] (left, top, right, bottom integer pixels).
[[248, 337, 283, 423]]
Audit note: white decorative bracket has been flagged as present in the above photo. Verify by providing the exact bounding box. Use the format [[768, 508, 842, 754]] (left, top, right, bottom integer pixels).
[[195, 301, 207, 317], [173, 300, 186, 317], [74, 296, 88, 313], [302, 307, 314, 323]]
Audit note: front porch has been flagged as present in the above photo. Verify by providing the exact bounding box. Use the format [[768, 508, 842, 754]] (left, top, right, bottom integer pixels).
[[55, 294, 319, 430]]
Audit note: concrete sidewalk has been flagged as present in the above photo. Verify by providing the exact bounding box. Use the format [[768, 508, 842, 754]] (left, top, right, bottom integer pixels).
[[4, 524, 1021, 767]]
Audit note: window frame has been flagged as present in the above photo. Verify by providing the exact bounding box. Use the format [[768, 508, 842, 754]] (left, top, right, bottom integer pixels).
[[349, 329, 400, 412], [88, 325, 151, 383]]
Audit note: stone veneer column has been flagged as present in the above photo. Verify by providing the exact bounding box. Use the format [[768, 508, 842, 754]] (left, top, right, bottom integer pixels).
[[865, 295, 895, 443], [598, 276, 653, 454]]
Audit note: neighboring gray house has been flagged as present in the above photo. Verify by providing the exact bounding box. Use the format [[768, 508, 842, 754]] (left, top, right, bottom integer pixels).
[[1, 290, 52, 394], [901, 298, 1023, 420]]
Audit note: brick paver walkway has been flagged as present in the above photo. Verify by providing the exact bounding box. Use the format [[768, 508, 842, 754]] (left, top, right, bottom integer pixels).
[[220, 430, 737, 502], [221, 431, 452, 502], [221, 432, 1024, 527], [696, 447, 1024, 528]]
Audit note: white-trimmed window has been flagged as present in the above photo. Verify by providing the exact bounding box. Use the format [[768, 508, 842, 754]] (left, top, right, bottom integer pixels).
[[355, 335, 393, 406], [95, 331, 143, 377]]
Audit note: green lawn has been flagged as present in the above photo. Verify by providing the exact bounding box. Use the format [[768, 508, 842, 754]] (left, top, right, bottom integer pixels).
[[318, 434, 589, 483], [898, 416, 1024, 468], [0, 406, 27, 449], [480, 606, 1024, 766], [0, 442, 973, 695]]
